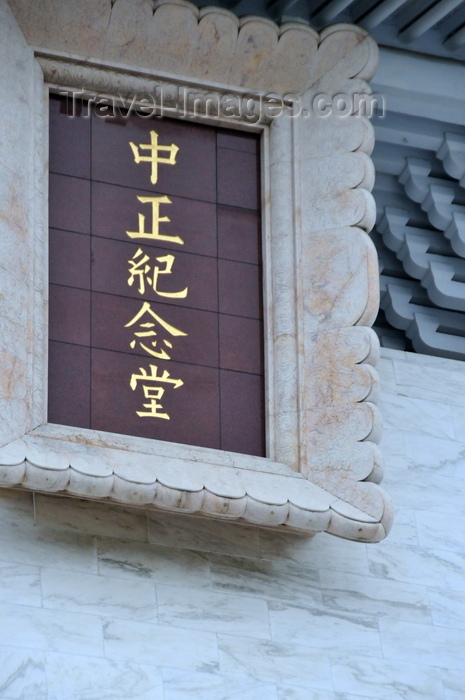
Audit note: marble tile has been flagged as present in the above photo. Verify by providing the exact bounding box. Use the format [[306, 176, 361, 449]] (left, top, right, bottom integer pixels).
[[97, 537, 211, 588], [0, 648, 47, 700], [442, 668, 465, 700], [103, 618, 218, 671], [333, 695, 381, 700], [380, 619, 465, 670], [379, 393, 455, 440], [319, 570, 431, 624], [403, 433, 465, 477], [210, 553, 322, 606], [429, 588, 465, 632], [0, 489, 34, 523], [451, 460, 465, 482], [148, 511, 261, 558], [0, 518, 97, 572], [367, 541, 465, 592], [403, 350, 463, 372], [259, 530, 370, 576], [393, 359, 465, 407], [382, 508, 418, 546], [218, 635, 332, 690], [277, 689, 338, 700], [163, 668, 279, 700], [380, 347, 407, 362], [268, 602, 381, 656], [35, 493, 148, 542], [41, 568, 157, 622], [383, 467, 465, 518], [45, 652, 164, 700], [416, 510, 465, 554], [157, 584, 271, 638], [0, 603, 103, 656], [378, 428, 407, 470], [330, 653, 444, 699], [452, 409, 465, 446], [0, 560, 41, 607], [377, 357, 397, 394], [377, 464, 406, 494]]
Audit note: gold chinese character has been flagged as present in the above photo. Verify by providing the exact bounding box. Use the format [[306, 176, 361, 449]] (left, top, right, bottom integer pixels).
[[127, 248, 151, 295], [153, 254, 188, 298], [136, 385, 169, 420], [126, 196, 184, 246], [125, 301, 187, 360], [127, 249, 188, 299], [130, 364, 184, 390], [130, 364, 184, 420], [129, 130, 179, 184]]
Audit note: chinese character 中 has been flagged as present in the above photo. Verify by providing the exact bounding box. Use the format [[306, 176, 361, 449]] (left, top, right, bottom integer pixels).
[[129, 130, 179, 184]]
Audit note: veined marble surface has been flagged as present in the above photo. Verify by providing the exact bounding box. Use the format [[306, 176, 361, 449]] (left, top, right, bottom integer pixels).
[[0, 0, 465, 688], [163, 669, 279, 700], [0, 349, 464, 698]]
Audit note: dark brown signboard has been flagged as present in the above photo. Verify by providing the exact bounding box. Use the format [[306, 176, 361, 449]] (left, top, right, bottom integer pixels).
[[48, 94, 265, 456]]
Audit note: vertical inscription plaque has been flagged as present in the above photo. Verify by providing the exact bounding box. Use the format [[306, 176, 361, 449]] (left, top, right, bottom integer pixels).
[[48, 94, 265, 455]]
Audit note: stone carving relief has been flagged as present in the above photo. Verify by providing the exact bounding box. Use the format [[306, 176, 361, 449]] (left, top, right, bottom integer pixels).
[[0, 0, 392, 542]]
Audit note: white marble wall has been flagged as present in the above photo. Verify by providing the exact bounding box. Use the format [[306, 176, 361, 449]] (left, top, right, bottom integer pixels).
[[0, 348, 464, 699]]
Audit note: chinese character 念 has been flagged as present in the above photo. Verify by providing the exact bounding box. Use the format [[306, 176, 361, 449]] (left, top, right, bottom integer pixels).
[[125, 301, 187, 360]]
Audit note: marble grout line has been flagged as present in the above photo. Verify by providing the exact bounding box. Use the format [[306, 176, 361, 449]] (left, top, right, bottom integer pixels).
[[426, 584, 465, 632], [38, 562, 45, 611], [60, 590, 465, 641], [40, 566, 158, 619], [0, 640, 108, 662], [144, 510, 149, 544], [383, 367, 462, 394]]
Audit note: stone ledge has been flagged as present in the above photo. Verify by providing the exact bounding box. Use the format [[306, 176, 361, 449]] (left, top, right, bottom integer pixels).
[[0, 430, 392, 541]]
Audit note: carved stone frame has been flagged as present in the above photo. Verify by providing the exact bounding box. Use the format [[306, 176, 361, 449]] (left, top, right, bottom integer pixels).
[[0, 0, 392, 541]]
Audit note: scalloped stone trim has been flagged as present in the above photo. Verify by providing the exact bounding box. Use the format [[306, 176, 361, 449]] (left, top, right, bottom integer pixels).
[[8, 0, 378, 95], [0, 433, 390, 541]]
